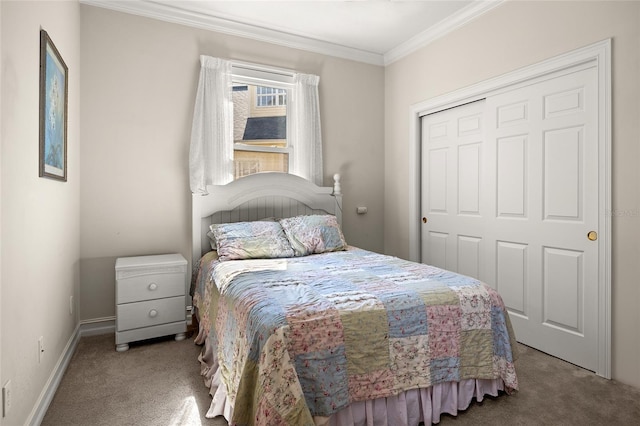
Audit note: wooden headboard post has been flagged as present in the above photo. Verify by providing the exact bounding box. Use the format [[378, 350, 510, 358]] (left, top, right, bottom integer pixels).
[[192, 173, 343, 270]]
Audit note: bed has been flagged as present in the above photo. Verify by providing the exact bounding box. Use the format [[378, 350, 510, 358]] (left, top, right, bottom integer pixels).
[[191, 172, 518, 426]]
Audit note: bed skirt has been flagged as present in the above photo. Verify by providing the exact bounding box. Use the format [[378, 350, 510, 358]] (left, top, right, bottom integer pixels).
[[196, 330, 506, 425]]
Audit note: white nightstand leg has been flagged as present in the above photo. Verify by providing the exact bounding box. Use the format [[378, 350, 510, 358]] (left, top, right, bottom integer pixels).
[[116, 343, 130, 352], [175, 332, 186, 341]]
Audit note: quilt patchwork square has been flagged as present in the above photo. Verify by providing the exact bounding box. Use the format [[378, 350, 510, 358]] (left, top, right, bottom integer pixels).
[[389, 335, 432, 389], [245, 301, 287, 363], [286, 304, 344, 354], [340, 306, 389, 375], [430, 356, 460, 383], [310, 276, 360, 295], [427, 304, 462, 358], [410, 283, 460, 307], [387, 303, 428, 338], [459, 329, 494, 379], [456, 285, 493, 330], [294, 346, 350, 415], [348, 368, 396, 401]]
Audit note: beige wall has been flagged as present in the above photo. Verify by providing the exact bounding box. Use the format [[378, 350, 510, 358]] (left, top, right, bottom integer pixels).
[[79, 6, 385, 320], [1, 1, 81, 424], [385, 1, 640, 387]]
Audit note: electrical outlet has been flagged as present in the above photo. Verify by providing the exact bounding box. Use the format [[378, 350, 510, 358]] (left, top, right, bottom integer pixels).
[[2, 380, 12, 417], [38, 336, 44, 363], [69, 295, 74, 315]]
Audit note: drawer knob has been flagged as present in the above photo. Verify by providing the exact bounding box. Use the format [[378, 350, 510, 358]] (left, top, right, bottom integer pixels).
[[149, 309, 158, 318], [148, 283, 158, 291]]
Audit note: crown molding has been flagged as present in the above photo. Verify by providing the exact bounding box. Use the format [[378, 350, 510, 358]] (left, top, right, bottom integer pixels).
[[383, 0, 505, 66], [81, 0, 503, 67], [80, 0, 385, 66]]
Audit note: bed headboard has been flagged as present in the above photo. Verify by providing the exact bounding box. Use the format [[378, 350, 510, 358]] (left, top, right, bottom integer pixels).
[[192, 172, 343, 266]]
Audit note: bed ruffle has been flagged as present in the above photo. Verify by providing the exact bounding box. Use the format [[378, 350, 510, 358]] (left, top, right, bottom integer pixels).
[[196, 335, 506, 425]]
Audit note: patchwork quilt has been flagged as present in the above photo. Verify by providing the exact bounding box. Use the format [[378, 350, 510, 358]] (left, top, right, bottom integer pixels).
[[193, 247, 518, 426]]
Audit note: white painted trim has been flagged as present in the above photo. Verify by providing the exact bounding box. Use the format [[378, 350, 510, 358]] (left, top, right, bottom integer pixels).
[[408, 39, 611, 378], [25, 319, 116, 425], [80, 0, 502, 67], [79, 317, 116, 337], [598, 40, 613, 381], [80, 0, 384, 66], [232, 60, 295, 81], [26, 323, 81, 426], [384, 0, 504, 66]]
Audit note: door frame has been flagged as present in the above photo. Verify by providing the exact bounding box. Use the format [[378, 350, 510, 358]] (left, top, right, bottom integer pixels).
[[407, 39, 611, 378]]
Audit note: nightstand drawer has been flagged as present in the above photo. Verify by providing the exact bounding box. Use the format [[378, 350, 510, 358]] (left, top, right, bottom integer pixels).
[[117, 296, 185, 331], [116, 272, 184, 304]]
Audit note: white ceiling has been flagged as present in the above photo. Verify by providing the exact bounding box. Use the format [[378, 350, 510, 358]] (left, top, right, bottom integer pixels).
[[82, 0, 503, 65]]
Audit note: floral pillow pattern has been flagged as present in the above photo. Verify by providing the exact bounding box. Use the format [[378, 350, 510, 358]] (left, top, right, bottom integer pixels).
[[279, 215, 347, 256], [211, 221, 294, 261]]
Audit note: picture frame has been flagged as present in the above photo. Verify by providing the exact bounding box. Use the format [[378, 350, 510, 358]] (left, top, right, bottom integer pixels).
[[39, 29, 68, 181]]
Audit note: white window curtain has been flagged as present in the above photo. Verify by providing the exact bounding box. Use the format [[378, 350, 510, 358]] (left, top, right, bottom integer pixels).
[[189, 56, 233, 194], [289, 73, 323, 186], [189, 58, 323, 192]]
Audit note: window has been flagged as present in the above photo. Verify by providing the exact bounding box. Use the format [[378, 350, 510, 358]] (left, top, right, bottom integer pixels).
[[188, 56, 322, 193], [231, 66, 293, 179]]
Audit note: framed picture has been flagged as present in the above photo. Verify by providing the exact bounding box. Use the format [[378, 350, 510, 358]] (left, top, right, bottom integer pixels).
[[39, 29, 68, 181]]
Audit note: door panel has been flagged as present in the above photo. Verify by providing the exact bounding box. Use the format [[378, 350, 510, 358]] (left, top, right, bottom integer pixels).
[[458, 143, 481, 215], [543, 247, 583, 332], [421, 67, 599, 372], [427, 231, 448, 270], [427, 149, 448, 213], [544, 126, 583, 220], [457, 235, 481, 278], [496, 241, 528, 316], [497, 135, 527, 217]]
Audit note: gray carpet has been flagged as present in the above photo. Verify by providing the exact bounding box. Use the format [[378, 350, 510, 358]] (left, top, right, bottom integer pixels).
[[42, 334, 640, 425]]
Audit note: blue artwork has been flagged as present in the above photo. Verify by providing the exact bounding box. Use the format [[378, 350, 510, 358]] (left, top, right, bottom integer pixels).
[[44, 44, 66, 172], [40, 30, 67, 181]]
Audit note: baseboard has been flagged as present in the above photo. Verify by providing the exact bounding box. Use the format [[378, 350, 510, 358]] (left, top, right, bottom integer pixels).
[[27, 317, 116, 425], [79, 316, 116, 337], [27, 322, 81, 426]]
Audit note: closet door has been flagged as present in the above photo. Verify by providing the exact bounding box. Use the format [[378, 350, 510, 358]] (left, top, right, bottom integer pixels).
[[421, 66, 600, 372], [486, 67, 599, 371], [420, 100, 487, 279]]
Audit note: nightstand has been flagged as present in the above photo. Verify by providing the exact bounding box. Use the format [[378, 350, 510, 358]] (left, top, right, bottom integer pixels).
[[115, 253, 187, 352]]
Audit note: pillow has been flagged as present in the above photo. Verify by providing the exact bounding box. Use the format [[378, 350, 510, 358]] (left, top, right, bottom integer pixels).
[[211, 221, 294, 261], [208, 217, 277, 251], [279, 215, 347, 256], [206, 230, 217, 250]]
